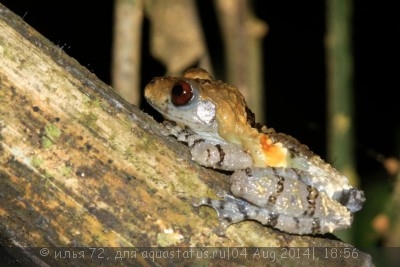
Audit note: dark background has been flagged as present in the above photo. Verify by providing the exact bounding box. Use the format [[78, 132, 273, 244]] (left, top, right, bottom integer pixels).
[[2, 0, 399, 237]]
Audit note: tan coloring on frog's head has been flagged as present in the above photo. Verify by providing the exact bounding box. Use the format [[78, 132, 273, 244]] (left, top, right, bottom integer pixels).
[[144, 68, 257, 145]]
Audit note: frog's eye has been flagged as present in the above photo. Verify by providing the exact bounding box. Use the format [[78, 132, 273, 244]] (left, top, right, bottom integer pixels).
[[171, 80, 194, 106]]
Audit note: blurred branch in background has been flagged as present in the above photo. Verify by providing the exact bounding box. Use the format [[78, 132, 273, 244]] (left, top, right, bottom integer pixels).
[[326, 0, 357, 185], [112, 0, 144, 105], [112, 0, 212, 105], [325, 0, 356, 243], [144, 0, 211, 75], [214, 0, 268, 122], [112, 0, 267, 121]]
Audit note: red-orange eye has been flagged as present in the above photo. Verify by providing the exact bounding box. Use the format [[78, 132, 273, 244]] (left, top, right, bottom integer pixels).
[[171, 80, 194, 106]]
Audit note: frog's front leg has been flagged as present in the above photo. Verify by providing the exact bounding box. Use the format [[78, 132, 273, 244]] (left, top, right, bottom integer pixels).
[[194, 167, 354, 235], [162, 121, 253, 171], [189, 141, 253, 170]]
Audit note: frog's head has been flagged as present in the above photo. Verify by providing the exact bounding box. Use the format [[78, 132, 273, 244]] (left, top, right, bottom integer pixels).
[[144, 69, 220, 139]]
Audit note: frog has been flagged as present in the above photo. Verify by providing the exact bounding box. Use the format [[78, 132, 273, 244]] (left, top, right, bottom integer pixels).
[[144, 68, 365, 235]]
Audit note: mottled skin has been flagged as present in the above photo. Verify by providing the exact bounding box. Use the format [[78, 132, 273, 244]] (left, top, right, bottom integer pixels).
[[144, 68, 365, 235]]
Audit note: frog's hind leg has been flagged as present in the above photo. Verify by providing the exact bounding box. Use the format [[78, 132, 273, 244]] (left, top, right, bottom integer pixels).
[[193, 193, 351, 235]]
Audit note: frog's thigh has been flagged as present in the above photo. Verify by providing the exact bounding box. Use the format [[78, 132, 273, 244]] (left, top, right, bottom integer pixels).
[[229, 167, 301, 209]]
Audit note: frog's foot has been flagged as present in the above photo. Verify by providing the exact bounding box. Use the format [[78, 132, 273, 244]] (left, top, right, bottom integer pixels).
[[193, 194, 261, 236], [162, 120, 185, 137], [336, 188, 366, 213]]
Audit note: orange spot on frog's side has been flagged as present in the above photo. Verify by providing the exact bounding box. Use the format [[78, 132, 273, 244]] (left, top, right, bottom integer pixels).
[[260, 135, 287, 167]]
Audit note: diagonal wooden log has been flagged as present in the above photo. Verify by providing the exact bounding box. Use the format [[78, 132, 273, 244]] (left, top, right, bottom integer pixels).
[[0, 4, 373, 267]]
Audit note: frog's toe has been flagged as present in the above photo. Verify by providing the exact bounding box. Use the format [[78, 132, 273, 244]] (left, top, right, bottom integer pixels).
[[215, 190, 228, 198], [214, 224, 229, 237], [344, 188, 365, 212], [192, 197, 213, 207]]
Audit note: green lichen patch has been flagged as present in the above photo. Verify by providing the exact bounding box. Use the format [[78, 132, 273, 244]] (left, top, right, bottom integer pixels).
[[80, 112, 98, 129], [31, 156, 44, 168], [44, 123, 61, 139], [41, 136, 53, 149]]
